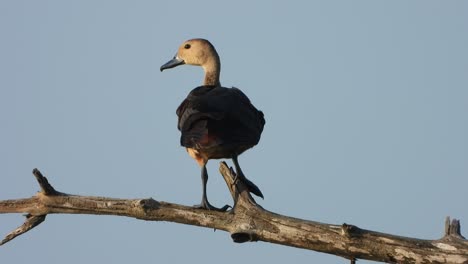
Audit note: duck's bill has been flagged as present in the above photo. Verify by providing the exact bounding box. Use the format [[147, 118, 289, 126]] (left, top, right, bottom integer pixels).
[[160, 56, 185, 72]]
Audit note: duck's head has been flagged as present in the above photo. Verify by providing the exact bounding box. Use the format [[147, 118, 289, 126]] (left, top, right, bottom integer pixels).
[[160, 38, 220, 72]]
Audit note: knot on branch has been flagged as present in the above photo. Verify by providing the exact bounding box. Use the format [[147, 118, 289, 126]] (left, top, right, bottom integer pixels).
[[341, 223, 363, 238], [138, 198, 160, 212], [231, 231, 258, 243], [230, 222, 259, 243]]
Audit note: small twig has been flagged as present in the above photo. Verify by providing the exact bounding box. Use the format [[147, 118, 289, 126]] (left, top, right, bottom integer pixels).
[[0, 169, 55, 245], [218, 161, 258, 209], [0, 214, 46, 245], [32, 168, 60, 195]]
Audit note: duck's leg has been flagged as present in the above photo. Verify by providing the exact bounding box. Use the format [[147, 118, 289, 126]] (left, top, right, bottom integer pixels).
[[194, 162, 230, 211], [232, 155, 264, 199]]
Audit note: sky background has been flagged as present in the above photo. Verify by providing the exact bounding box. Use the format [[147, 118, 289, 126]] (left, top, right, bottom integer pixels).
[[1, 1, 467, 263]]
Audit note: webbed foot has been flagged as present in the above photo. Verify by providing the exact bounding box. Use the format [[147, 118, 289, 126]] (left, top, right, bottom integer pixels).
[[194, 199, 230, 211]]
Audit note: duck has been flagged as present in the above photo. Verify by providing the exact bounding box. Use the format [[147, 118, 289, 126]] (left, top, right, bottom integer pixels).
[[160, 38, 265, 211]]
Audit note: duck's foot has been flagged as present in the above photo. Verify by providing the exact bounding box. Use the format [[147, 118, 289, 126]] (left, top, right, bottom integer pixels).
[[193, 200, 230, 212]]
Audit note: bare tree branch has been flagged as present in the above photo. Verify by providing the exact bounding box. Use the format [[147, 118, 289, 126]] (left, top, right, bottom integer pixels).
[[1, 214, 46, 245], [1, 163, 467, 263]]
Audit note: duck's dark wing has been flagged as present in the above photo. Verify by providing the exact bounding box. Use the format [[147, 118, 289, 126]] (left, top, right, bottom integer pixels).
[[176, 86, 265, 151]]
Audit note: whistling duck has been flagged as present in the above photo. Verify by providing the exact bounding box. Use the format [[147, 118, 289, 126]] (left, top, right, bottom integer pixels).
[[160, 38, 265, 211]]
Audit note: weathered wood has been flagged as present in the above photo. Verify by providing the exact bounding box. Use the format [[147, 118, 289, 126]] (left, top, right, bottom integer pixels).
[[32, 168, 60, 195], [0, 165, 467, 263], [0, 214, 46, 245]]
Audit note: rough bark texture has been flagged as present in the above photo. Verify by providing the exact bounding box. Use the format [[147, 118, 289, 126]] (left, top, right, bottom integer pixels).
[[1, 164, 467, 263]]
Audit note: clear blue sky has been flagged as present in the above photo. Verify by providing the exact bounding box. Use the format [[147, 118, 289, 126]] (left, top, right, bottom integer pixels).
[[1, 1, 467, 263]]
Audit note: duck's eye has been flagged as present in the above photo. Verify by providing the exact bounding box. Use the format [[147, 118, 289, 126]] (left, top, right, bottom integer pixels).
[[184, 44, 191, 49]]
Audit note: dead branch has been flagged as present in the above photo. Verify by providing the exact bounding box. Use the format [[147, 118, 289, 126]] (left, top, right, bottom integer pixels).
[[1, 163, 467, 263]]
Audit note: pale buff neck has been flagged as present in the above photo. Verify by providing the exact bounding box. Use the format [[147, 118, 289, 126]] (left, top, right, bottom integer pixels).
[[202, 56, 221, 86]]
